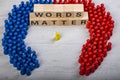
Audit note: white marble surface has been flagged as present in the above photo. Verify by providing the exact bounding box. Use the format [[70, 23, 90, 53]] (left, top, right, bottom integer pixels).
[[0, 0, 120, 80]]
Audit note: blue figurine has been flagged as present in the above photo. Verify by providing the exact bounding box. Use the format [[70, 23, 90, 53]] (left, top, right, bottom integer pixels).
[[2, 0, 53, 76]]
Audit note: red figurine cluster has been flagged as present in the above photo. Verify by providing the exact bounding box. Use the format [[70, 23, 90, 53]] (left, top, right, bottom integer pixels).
[[54, 0, 114, 76]]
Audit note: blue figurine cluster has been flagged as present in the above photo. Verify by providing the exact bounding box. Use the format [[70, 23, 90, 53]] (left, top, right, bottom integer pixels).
[[2, 0, 53, 76]]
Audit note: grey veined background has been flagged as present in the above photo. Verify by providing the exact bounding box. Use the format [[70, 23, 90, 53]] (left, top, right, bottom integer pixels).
[[0, 0, 120, 80]]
